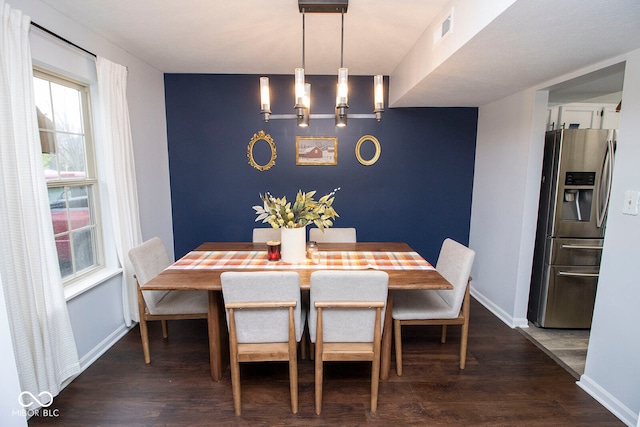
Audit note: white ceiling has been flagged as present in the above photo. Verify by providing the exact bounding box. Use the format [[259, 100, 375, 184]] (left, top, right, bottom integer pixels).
[[38, 0, 640, 107]]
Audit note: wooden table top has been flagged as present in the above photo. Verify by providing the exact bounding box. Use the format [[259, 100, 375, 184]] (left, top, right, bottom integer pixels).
[[142, 242, 452, 292]]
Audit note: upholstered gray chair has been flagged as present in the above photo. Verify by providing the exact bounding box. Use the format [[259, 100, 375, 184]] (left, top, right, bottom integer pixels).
[[308, 270, 389, 414], [392, 238, 476, 372], [220, 271, 304, 415], [252, 227, 281, 243], [308, 227, 356, 243], [128, 237, 208, 364]]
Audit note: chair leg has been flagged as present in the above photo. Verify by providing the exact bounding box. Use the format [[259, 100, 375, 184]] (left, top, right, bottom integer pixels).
[[393, 319, 403, 376], [441, 324, 447, 343], [460, 322, 469, 369], [288, 307, 299, 414], [136, 281, 151, 364], [139, 317, 151, 364], [314, 352, 323, 415], [161, 320, 169, 339], [371, 360, 381, 413], [230, 357, 241, 415], [459, 281, 471, 369], [315, 308, 323, 415], [228, 309, 242, 416], [459, 312, 470, 369], [289, 356, 299, 414], [371, 308, 382, 413]]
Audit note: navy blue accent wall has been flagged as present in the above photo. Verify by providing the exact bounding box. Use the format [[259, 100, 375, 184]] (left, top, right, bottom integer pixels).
[[164, 74, 477, 262]]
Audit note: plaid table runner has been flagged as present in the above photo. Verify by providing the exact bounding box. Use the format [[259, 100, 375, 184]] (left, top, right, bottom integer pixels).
[[168, 250, 434, 271]]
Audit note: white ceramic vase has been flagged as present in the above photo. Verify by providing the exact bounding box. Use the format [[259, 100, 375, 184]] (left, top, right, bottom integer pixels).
[[280, 226, 306, 264]]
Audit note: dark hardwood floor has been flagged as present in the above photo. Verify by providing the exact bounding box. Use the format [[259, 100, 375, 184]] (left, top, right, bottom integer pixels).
[[29, 299, 622, 426]]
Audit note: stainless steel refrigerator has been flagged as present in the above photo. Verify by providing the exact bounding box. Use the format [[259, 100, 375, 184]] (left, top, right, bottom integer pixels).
[[528, 128, 615, 328]]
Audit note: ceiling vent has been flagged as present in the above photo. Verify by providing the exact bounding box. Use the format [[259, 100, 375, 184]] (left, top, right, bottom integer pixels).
[[433, 8, 453, 46]]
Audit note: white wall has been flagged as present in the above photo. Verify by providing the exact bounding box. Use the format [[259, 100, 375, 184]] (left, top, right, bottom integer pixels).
[[66, 276, 125, 367], [577, 49, 640, 426], [468, 88, 546, 327], [471, 50, 640, 425]]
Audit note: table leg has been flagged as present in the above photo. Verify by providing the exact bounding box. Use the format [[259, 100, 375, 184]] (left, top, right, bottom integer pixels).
[[380, 292, 393, 380], [208, 290, 222, 381]]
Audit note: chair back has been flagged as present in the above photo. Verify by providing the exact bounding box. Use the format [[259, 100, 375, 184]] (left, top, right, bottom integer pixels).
[[221, 271, 303, 343], [309, 270, 388, 343], [309, 227, 356, 243], [435, 238, 475, 314], [252, 228, 281, 243], [128, 237, 172, 312]]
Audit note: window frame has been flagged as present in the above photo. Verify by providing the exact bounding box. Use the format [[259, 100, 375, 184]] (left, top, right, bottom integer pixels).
[[34, 67, 105, 284]]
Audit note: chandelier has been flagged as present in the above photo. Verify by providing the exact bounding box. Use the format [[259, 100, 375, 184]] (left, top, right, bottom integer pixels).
[[259, 0, 384, 127]]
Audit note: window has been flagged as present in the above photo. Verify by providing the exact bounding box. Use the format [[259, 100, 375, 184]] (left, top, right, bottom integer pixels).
[[33, 69, 103, 283]]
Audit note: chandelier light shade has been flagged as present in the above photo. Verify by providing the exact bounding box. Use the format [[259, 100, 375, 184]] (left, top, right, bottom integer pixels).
[[374, 74, 384, 121], [304, 83, 311, 110], [298, 82, 311, 127], [336, 68, 348, 111], [260, 77, 271, 122], [337, 68, 349, 105], [294, 67, 306, 109], [294, 7, 308, 127], [335, 8, 348, 127]]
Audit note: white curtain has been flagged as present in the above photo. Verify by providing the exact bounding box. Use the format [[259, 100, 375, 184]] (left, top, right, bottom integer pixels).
[[0, 0, 80, 401], [96, 56, 143, 326]]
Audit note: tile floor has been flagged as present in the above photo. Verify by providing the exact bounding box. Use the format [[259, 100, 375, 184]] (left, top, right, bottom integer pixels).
[[518, 322, 589, 379]]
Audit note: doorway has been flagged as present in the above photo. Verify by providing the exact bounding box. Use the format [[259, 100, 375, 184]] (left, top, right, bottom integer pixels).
[[526, 62, 625, 378]]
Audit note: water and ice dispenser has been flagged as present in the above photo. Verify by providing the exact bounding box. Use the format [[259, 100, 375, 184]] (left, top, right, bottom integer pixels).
[[561, 172, 595, 222]]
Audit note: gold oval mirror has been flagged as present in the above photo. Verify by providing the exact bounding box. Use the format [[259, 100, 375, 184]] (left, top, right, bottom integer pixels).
[[355, 135, 381, 166], [247, 130, 277, 171]]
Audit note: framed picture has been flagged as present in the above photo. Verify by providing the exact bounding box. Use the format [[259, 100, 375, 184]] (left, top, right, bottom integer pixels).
[[295, 136, 337, 165]]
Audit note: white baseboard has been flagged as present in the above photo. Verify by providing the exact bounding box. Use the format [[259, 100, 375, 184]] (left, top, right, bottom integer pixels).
[[61, 323, 134, 390], [78, 323, 133, 372], [470, 287, 525, 328], [578, 374, 638, 427]]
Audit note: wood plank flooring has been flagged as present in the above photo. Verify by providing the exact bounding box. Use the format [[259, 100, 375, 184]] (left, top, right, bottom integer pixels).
[[28, 299, 622, 426]]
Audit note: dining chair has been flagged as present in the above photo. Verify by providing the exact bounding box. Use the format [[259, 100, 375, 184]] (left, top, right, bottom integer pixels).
[[252, 227, 281, 243], [308, 226, 358, 357], [308, 270, 389, 414], [308, 227, 356, 243], [392, 238, 475, 373], [220, 271, 305, 416], [128, 237, 208, 364]]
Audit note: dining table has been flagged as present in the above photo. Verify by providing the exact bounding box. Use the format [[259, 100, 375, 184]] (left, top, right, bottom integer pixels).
[[141, 241, 453, 381]]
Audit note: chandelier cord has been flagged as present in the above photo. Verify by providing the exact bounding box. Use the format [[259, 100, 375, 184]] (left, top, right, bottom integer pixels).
[[302, 9, 306, 69], [340, 8, 344, 68]]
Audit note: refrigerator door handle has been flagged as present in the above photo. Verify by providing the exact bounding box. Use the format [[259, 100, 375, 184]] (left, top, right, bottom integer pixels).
[[561, 244, 604, 250], [557, 271, 600, 278], [596, 131, 615, 228]]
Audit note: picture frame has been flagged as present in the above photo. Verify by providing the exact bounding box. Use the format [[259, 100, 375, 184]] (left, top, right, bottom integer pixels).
[[247, 130, 277, 171], [295, 136, 337, 165], [355, 135, 381, 166]]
